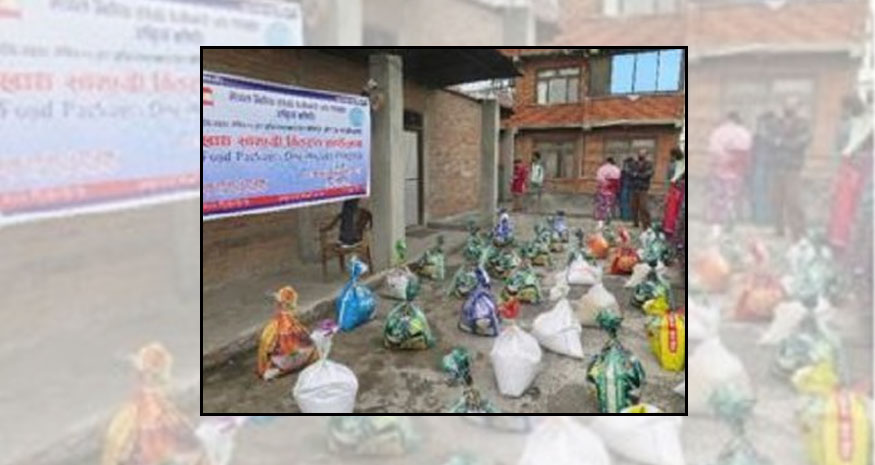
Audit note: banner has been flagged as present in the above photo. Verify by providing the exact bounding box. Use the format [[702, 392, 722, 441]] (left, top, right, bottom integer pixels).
[[0, 0, 302, 224], [202, 72, 371, 220]]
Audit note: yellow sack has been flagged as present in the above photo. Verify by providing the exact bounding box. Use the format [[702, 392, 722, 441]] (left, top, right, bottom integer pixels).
[[643, 294, 670, 316], [646, 312, 685, 371], [620, 403, 663, 413], [803, 390, 870, 465]]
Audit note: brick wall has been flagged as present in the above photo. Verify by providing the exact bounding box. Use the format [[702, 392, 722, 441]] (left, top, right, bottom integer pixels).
[[425, 90, 484, 218]]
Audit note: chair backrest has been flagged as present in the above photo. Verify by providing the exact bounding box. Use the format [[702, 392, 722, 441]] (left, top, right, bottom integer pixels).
[[356, 208, 373, 236]]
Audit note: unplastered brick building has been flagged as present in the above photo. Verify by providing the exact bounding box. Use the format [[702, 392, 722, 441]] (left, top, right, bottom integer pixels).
[[497, 48, 686, 197]]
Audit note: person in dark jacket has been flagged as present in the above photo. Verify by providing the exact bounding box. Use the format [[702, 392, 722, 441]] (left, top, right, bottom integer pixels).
[[629, 149, 654, 229], [618, 156, 635, 221]]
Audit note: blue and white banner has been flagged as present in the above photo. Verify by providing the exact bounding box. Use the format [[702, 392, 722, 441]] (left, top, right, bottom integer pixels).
[[202, 72, 371, 220]]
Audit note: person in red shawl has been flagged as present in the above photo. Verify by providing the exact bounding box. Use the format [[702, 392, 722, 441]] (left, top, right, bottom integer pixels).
[[662, 147, 685, 236], [511, 158, 529, 212]]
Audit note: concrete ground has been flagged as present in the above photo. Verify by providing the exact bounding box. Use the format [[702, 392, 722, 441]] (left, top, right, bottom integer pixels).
[[202, 212, 687, 413]]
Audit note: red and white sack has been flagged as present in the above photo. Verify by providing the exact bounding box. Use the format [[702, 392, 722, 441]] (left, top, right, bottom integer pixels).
[[491, 324, 542, 397]]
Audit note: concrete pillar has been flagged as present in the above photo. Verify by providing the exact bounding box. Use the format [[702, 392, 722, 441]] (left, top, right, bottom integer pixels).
[[173, 198, 198, 302], [480, 99, 500, 225], [369, 54, 405, 271], [503, 6, 535, 46], [295, 208, 319, 262], [499, 128, 515, 202], [305, 0, 362, 46]]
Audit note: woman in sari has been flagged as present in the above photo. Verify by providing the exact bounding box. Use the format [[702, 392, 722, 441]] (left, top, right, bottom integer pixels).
[[594, 157, 621, 221], [662, 148, 685, 236], [707, 112, 752, 227]]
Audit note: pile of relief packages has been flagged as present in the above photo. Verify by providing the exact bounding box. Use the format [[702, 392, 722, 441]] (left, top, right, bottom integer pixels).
[[687, 225, 871, 465], [252, 208, 687, 413]]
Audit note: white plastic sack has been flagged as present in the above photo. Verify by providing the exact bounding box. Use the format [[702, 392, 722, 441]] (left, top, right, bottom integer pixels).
[[195, 417, 248, 465], [688, 337, 752, 415], [292, 328, 358, 413], [491, 325, 542, 397], [385, 267, 414, 300], [567, 257, 601, 286], [687, 298, 720, 343], [549, 271, 571, 302], [591, 415, 684, 465], [532, 298, 584, 359], [624, 261, 666, 288], [674, 381, 685, 397], [574, 281, 619, 327], [758, 300, 806, 346], [519, 417, 610, 465]]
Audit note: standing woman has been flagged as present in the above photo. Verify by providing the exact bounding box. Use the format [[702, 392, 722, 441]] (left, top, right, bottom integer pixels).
[[511, 158, 528, 212], [594, 157, 621, 222], [662, 148, 685, 236], [618, 156, 634, 221]]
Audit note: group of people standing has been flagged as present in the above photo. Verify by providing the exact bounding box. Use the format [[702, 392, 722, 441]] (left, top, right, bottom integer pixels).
[[708, 101, 811, 239]]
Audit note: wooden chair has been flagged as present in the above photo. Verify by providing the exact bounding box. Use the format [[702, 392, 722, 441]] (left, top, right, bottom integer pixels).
[[318, 207, 374, 280]]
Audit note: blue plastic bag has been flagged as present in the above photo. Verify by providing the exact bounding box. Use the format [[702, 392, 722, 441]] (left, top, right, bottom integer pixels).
[[337, 258, 376, 331], [459, 267, 501, 337]]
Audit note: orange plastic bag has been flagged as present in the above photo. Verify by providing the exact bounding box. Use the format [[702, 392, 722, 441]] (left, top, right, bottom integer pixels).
[[735, 273, 784, 320], [102, 343, 207, 465], [694, 247, 731, 293], [588, 233, 610, 260], [256, 286, 318, 380]]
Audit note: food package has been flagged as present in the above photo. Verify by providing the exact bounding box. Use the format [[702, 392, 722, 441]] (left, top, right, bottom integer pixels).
[[327, 416, 419, 456], [632, 265, 672, 309], [448, 264, 479, 299], [707, 386, 772, 465], [643, 293, 671, 316], [548, 272, 571, 301], [758, 300, 807, 346], [459, 267, 502, 337], [587, 232, 610, 260], [489, 247, 522, 279], [385, 240, 418, 300], [501, 263, 543, 304], [383, 279, 435, 350], [412, 235, 446, 281], [293, 321, 359, 413], [521, 237, 552, 267], [567, 256, 602, 286], [551, 211, 570, 243], [195, 417, 256, 465], [256, 286, 317, 380], [782, 237, 838, 302], [587, 311, 646, 413], [443, 348, 502, 413], [638, 227, 672, 265], [491, 324, 543, 397], [693, 246, 731, 293], [462, 416, 540, 433], [609, 245, 639, 275], [688, 297, 720, 343], [625, 261, 666, 288], [575, 277, 620, 327], [674, 381, 685, 397], [336, 257, 377, 332], [775, 315, 838, 378], [493, 209, 515, 247], [646, 310, 686, 372], [547, 217, 566, 253], [688, 336, 752, 415], [102, 343, 206, 465], [463, 221, 488, 262], [793, 362, 871, 465], [532, 290, 584, 359], [735, 272, 784, 321], [591, 413, 685, 465], [519, 417, 610, 465]]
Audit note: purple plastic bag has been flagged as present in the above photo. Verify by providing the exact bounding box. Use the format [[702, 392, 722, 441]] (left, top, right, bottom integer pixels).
[[459, 267, 501, 337]]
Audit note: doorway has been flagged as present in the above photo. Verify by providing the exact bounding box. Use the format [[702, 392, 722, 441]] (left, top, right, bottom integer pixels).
[[403, 111, 423, 228]]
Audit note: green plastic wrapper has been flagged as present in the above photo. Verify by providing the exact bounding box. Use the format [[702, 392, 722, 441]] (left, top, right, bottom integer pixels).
[[639, 226, 673, 264], [707, 387, 772, 465], [632, 263, 673, 308], [501, 262, 543, 304], [442, 348, 501, 413], [384, 279, 435, 350], [412, 235, 446, 281], [489, 247, 522, 279], [521, 237, 552, 267], [463, 221, 489, 263], [774, 299, 838, 377], [587, 311, 646, 413], [327, 416, 419, 456], [448, 264, 479, 299], [462, 416, 538, 432]]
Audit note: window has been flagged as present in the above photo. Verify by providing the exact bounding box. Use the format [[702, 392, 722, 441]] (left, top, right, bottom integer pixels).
[[536, 67, 580, 104], [603, 0, 678, 17], [604, 137, 656, 164], [535, 141, 576, 179], [608, 49, 683, 95], [722, 77, 814, 128]]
